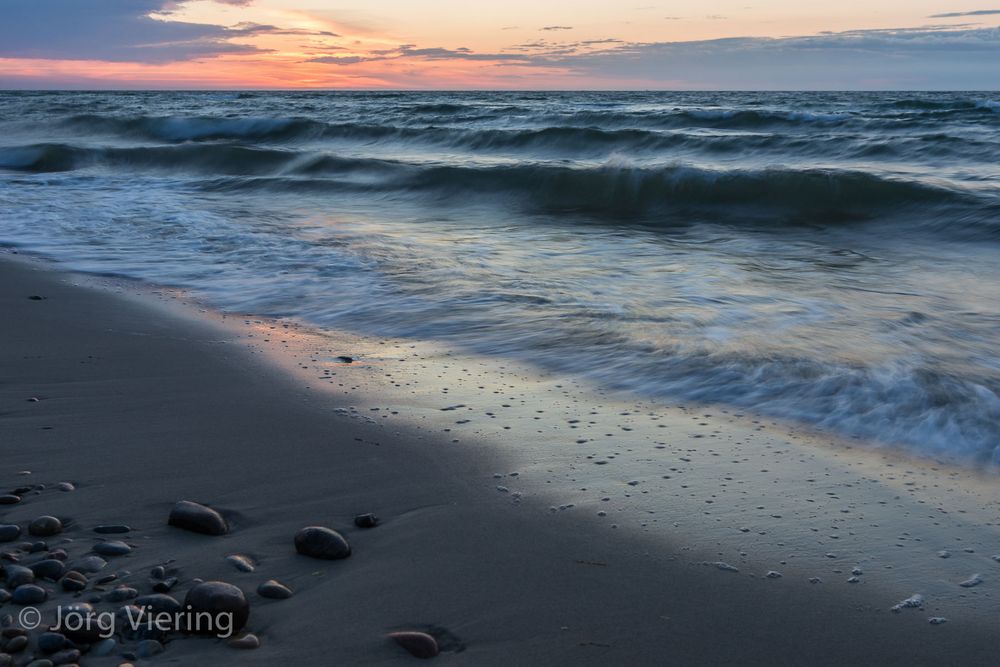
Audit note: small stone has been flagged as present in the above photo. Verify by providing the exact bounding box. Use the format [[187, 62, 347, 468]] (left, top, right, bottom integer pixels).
[[183, 582, 249, 635], [28, 516, 62, 537], [0, 496, 21, 506], [91, 638, 116, 656], [37, 633, 67, 655], [227, 633, 260, 649], [257, 580, 293, 599], [135, 640, 163, 658], [5, 565, 34, 588], [0, 526, 21, 543], [337, 356, 354, 363], [134, 594, 182, 615], [105, 586, 138, 602], [72, 556, 107, 573], [765, 570, 782, 579], [94, 525, 130, 534], [388, 631, 440, 659], [353, 513, 379, 529], [49, 648, 80, 665], [150, 566, 166, 580], [294, 526, 351, 560], [94, 541, 131, 557], [226, 554, 255, 572], [929, 617, 948, 625], [56, 483, 74, 493], [12, 584, 46, 605], [168, 501, 228, 536], [152, 577, 178, 593], [29, 559, 65, 581], [4, 636, 28, 653], [60, 571, 87, 592]]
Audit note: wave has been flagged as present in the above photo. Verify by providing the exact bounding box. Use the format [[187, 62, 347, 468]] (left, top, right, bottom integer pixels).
[[4, 142, 976, 219]]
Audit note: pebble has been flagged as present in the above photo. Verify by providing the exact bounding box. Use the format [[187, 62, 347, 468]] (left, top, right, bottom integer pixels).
[[60, 571, 87, 592], [94, 525, 130, 535], [227, 633, 260, 649], [12, 584, 47, 605], [72, 556, 107, 573], [5, 565, 34, 587], [388, 631, 440, 659], [136, 640, 164, 658], [4, 636, 27, 653], [150, 566, 166, 580], [226, 554, 255, 572], [0, 496, 21, 506], [134, 594, 182, 615], [105, 586, 138, 602], [37, 632, 67, 654], [91, 638, 116, 656], [94, 541, 132, 557], [354, 513, 379, 529], [0, 526, 21, 543], [294, 526, 351, 560], [765, 570, 782, 579], [183, 582, 250, 634], [56, 483, 74, 492], [928, 617, 948, 625], [710, 561, 739, 572], [49, 648, 80, 665], [29, 559, 65, 581], [28, 517, 62, 537], [257, 579, 293, 599], [152, 577, 178, 593], [168, 501, 228, 536]]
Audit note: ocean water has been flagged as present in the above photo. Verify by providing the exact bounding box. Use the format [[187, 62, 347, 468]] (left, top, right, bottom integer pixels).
[[1, 91, 998, 464]]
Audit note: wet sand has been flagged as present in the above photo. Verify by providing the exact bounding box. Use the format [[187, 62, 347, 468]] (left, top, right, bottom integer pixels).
[[1, 250, 998, 666]]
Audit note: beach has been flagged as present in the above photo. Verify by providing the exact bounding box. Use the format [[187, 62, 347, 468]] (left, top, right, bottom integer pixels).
[[2, 250, 999, 665]]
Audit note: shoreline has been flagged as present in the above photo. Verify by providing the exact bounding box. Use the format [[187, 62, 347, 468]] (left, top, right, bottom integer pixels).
[[1, 250, 998, 665]]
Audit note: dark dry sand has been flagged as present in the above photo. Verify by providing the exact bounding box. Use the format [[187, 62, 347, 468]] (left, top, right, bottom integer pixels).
[[0, 253, 996, 666]]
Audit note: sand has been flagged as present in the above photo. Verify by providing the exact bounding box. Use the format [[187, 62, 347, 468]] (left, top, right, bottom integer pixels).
[[1, 250, 998, 665]]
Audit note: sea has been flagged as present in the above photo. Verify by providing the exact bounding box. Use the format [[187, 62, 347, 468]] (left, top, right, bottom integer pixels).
[[1, 91, 998, 464]]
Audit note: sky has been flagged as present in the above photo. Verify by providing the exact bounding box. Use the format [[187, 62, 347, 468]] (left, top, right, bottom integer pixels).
[[0, 1, 999, 89]]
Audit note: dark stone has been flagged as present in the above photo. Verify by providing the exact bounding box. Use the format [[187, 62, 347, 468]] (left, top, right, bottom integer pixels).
[[168, 501, 228, 536], [29, 559, 64, 581], [105, 586, 138, 602], [294, 526, 351, 560], [49, 648, 80, 665], [152, 577, 178, 593], [11, 584, 46, 605], [257, 579, 292, 599], [60, 571, 87, 592], [55, 483, 74, 493], [150, 566, 166, 580], [36, 633, 67, 655], [27, 517, 62, 537], [354, 513, 379, 528], [183, 582, 249, 635], [4, 636, 27, 653], [71, 556, 106, 573], [227, 633, 260, 649], [93, 541, 131, 557], [47, 550, 68, 562], [337, 355, 354, 363], [0, 496, 21, 506], [94, 525, 130, 535], [5, 565, 34, 588], [134, 594, 182, 615], [388, 631, 440, 659], [0, 526, 20, 543]]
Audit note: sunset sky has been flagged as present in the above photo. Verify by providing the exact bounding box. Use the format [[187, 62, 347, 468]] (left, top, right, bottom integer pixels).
[[1, 0, 999, 89]]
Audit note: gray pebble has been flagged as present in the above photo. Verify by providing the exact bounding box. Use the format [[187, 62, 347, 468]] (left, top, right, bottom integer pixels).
[[257, 579, 293, 599], [168, 501, 228, 536], [294, 526, 351, 560], [93, 541, 131, 557], [12, 584, 46, 605], [27, 516, 62, 537]]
